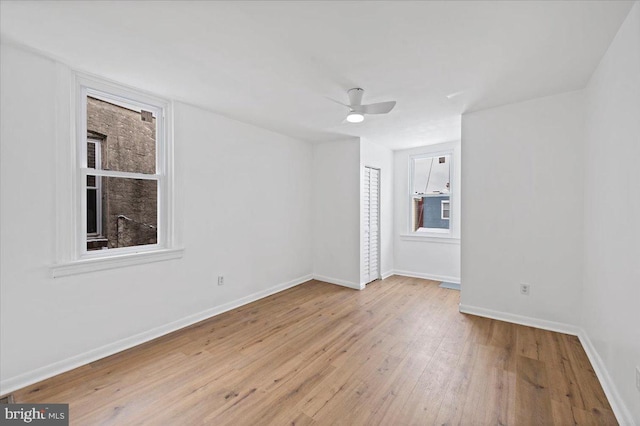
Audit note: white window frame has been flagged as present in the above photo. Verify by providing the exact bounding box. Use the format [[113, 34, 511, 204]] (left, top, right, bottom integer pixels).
[[79, 86, 167, 258], [51, 70, 182, 277], [441, 200, 450, 220], [408, 149, 454, 237], [86, 138, 102, 237]]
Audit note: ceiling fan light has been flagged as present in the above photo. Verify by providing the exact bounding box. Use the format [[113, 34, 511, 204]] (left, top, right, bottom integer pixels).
[[346, 112, 364, 123]]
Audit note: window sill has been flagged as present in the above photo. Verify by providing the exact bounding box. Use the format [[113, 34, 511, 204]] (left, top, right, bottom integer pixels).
[[51, 248, 184, 278], [399, 234, 460, 244]]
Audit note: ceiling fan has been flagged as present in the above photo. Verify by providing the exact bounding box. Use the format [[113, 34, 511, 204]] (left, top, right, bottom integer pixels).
[[338, 88, 396, 123]]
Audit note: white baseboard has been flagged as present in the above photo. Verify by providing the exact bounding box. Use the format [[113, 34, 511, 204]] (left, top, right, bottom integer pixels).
[[459, 303, 634, 425], [458, 304, 579, 335], [0, 274, 313, 395], [381, 270, 394, 280], [313, 274, 364, 290], [577, 330, 635, 426], [393, 269, 461, 284]]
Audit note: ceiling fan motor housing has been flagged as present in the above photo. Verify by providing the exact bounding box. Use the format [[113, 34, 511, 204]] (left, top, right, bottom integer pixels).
[[348, 88, 364, 106]]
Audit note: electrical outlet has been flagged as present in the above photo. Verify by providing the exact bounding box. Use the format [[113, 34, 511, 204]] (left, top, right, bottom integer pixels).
[[636, 367, 640, 392], [217, 276, 224, 286], [520, 283, 530, 295]]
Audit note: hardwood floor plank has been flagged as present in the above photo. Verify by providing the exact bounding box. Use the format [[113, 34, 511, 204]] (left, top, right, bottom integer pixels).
[[433, 338, 480, 425], [363, 343, 432, 425], [209, 357, 336, 425], [515, 355, 554, 425], [11, 277, 616, 425], [562, 335, 613, 412], [383, 341, 461, 425], [487, 320, 518, 372]]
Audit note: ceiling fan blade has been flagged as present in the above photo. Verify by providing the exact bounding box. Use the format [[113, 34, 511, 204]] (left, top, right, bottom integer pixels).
[[360, 101, 396, 114], [325, 96, 350, 108]]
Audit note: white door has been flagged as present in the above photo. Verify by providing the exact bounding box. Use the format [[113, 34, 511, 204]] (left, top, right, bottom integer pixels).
[[363, 167, 380, 284]]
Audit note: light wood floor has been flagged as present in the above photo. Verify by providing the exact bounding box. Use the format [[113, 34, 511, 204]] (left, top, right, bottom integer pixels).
[[12, 277, 616, 425]]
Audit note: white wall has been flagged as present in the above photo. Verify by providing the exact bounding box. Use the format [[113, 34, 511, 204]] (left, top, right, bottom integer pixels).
[[312, 138, 362, 289], [360, 139, 394, 282], [393, 141, 461, 283], [583, 2, 640, 423], [460, 90, 585, 326], [0, 43, 313, 392]]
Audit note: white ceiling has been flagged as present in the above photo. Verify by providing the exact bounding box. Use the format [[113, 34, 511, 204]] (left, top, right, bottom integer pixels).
[[0, 1, 633, 150]]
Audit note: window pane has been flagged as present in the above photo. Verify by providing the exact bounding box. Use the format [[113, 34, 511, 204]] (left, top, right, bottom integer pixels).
[[87, 141, 96, 169], [87, 175, 96, 188], [87, 188, 98, 234], [412, 155, 450, 195], [86, 176, 157, 250], [442, 201, 450, 219], [412, 197, 422, 231], [87, 96, 156, 174], [417, 195, 450, 230]]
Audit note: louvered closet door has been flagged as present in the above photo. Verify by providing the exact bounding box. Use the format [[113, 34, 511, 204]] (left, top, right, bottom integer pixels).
[[363, 167, 380, 284]]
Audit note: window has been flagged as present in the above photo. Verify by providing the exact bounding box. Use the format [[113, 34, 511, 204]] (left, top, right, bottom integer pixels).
[[81, 90, 163, 255], [441, 200, 450, 220], [410, 153, 452, 234], [52, 73, 180, 277], [79, 85, 165, 256]]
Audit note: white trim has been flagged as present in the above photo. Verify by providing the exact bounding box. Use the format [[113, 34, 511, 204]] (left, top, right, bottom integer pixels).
[[399, 234, 461, 244], [577, 330, 635, 426], [0, 274, 313, 395], [72, 72, 174, 262], [79, 240, 162, 259], [394, 270, 461, 284], [51, 248, 184, 278], [88, 91, 153, 115], [381, 270, 394, 280], [458, 304, 579, 335], [54, 62, 75, 264], [439, 282, 461, 291], [313, 274, 364, 290], [78, 74, 169, 117], [82, 169, 160, 180], [457, 304, 635, 425], [415, 227, 450, 234]]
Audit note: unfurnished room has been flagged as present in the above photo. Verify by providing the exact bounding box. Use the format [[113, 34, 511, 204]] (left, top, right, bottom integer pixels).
[[0, 1, 639, 425]]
